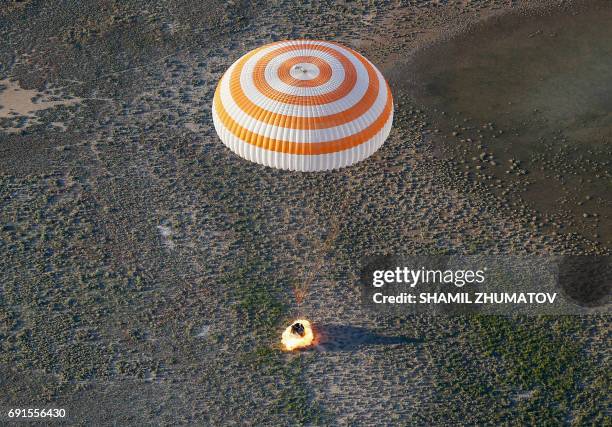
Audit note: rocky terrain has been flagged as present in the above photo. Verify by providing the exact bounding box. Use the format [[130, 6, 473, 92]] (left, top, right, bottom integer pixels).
[[1, 0, 609, 425]]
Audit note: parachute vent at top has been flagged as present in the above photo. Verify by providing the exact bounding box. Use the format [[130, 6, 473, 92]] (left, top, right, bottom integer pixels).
[[212, 40, 394, 172]]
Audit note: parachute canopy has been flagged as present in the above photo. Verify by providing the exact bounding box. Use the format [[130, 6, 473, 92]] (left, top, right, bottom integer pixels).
[[212, 40, 394, 172]]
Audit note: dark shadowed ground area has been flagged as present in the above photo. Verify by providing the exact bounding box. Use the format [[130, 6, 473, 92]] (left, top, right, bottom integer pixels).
[[397, 3, 612, 245]]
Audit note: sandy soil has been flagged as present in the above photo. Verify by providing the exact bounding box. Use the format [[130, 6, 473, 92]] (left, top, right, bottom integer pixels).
[[0, 79, 81, 132]]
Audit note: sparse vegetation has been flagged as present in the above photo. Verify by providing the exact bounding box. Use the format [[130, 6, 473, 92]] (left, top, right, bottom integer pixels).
[[244, 347, 327, 425]]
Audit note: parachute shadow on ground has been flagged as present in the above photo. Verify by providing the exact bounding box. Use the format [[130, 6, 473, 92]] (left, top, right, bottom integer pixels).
[[314, 324, 422, 352]]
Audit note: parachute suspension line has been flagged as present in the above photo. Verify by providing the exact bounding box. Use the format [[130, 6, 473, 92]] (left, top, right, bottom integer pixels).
[[292, 172, 355, 310]]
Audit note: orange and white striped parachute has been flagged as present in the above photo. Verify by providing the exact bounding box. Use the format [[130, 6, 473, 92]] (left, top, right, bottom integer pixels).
[[212, 40, 394, 172]]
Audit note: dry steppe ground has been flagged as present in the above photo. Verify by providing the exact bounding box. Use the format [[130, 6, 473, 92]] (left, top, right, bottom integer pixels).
[[0, 1, 609, 425]]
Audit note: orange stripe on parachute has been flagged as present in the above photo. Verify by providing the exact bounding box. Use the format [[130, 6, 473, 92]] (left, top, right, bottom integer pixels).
[[251, 44, 356, 104], [277, 56, 332, 88], [214, 81, 393, 155], [225, 43, 380, 130]]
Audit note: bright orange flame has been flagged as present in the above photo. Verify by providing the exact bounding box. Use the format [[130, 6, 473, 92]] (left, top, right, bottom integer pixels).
[[281, 319, 315, 351]]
